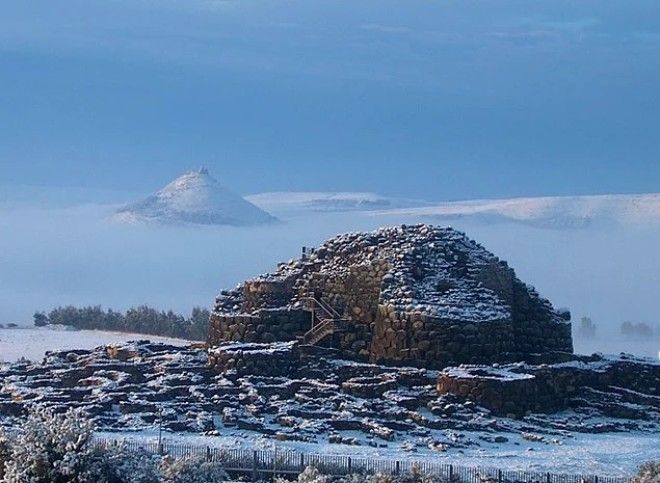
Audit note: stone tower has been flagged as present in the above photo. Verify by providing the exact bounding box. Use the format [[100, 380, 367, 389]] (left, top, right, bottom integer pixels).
[[208, 224, 573, 368]]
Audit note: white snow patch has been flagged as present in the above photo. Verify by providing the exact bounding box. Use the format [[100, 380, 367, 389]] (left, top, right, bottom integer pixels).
[[0, 326, 189, 363], [96, 430, 660, 476]]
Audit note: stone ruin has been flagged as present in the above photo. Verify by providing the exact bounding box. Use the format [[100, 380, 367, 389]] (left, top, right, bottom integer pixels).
[[2, 340, 657, 449], [209, 224, 573, 368], [436, 353, 660, 418]]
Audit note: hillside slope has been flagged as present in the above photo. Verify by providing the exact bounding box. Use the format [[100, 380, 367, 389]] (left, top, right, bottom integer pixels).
[[115, 168, 277, 226]]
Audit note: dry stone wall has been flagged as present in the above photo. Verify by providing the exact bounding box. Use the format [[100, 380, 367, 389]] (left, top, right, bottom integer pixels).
[[208, 341, 299, 377], [208, 308, 309, 345], [371, 307, 516, 367], [436, 354, 660, 416], [242, 278, 296, 312]]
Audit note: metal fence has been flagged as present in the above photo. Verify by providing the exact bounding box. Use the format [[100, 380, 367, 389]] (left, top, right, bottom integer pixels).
[[94, 437, 631, 483]]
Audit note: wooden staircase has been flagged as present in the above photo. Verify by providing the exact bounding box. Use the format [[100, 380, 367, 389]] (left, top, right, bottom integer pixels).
[[300, 297, 348, 345]]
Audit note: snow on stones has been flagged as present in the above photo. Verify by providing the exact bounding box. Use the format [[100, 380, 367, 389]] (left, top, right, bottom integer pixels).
[[436, 354, 660, 418], [0, 340, 658, 460]]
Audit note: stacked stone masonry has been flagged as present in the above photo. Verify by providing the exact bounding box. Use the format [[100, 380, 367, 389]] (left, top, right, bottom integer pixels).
[[209, 225, 573, 368], [436, 353, 660, 417]]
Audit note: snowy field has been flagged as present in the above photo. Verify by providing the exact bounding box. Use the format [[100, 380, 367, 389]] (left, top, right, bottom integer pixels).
[[99, 430, 659, 476], [0, 326, 188, 363]]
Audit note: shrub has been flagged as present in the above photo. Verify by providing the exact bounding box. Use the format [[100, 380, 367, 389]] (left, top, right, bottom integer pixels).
[[1, 406, 98, 483], [576, 316, 596, 339], [33, 305, 210, 341], [276, 466, 330, 483], [32, 312, 49, 327], [0, 407, 227, 483], [621, 321, 654, 339], [277, 466, 445, 483], [631, 462, 660, 483], [0, 430, 10, 480], [160, 456, 229, 483]]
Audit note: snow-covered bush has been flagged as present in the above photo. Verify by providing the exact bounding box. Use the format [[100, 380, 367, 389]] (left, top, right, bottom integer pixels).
[[364, 469, 440, 483], [160, 456, 229, 483], [0, 406, 228, 483], [99, 445, 161, 483], [277, 466, 444, 483], [0, 406, 155, 483], [364, 474, 394, 483], [336, 466, 441, 483], [1, 406, 98, 483], [275, 466, 330, 483], [298, 466, 331, 483], [631, 462, 660, 483], [0, 429, 10, 480]]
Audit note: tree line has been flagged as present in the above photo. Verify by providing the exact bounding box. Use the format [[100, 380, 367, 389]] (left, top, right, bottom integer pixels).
[[575, 316, 659, 340], [33, 305, 210, 341]]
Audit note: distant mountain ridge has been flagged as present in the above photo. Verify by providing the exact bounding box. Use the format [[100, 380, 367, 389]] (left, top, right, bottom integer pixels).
[[114, 168, 277, 226], [114, 173, 660, 228], [379, 193, 660, 228], [247, 190, 660, 228], [246, 191, 431, 212]]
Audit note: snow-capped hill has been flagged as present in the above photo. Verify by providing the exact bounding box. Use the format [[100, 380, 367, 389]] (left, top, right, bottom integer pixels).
[[379, 193, 660, 228], [115, 168, 277, 226], [246, 191, 430, 213]]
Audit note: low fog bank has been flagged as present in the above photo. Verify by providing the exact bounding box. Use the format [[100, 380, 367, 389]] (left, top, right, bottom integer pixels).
[[0, 203, 658, 358]]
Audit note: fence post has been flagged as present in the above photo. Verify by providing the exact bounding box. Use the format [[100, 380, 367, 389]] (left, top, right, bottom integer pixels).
[[449, 465, 454, 482], [348, 457, 352, 474], [300, 453, 305, 471], [396, 461, 400, 475], [595, 477, 598, 483], [252, 451, 258, 482], [546, 472, 550, 483], [206, 446, 211, 462], [498, 469, 502, 483], [273, 450, 276, 480]]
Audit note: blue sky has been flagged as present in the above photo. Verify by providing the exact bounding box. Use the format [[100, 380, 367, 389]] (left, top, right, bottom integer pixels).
[[1, 0, 659, 200]]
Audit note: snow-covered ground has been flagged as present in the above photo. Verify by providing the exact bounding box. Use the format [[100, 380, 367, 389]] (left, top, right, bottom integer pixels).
[[99, 429, 659, 476], [0, 326, 189, 363]]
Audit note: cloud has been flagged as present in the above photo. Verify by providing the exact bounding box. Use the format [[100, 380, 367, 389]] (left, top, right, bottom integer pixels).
[[544, 17, 601, 33], [489, 30, 558, 46], [488, 17, 601, 46], [360, 23, 412, 35]]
